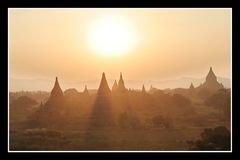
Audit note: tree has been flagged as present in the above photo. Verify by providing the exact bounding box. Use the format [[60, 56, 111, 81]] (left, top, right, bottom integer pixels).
[[205, 89, 230, 120], [169, 94, 194, 116], [10, 96, 38, 122], [187, 126, 230, 150]]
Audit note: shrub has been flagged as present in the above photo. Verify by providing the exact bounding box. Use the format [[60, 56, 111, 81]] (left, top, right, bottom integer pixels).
[[205, 89, 230, 120], [186, 126, 230, 150]]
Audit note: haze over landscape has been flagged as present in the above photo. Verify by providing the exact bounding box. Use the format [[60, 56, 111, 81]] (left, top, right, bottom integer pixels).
[[9, 9, 231, 91], [10, 76, 230, 92]]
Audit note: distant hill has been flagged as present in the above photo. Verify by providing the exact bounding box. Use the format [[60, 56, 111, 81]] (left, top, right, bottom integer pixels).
[[137, 77, 230, 90], [10, 77, 230, 92]]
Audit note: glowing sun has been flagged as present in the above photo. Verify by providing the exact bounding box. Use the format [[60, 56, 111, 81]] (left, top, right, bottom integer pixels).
[[87, 15, 138, 57]]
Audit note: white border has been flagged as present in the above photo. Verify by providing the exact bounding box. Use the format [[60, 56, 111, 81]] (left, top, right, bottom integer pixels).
[[8, 8, 232, 153], [230, 7, 232, 152]]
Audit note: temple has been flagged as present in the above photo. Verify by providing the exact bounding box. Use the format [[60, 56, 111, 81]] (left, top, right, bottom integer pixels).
[[91, 72, 113, 127], [197, 67, 224, 91], [112, 80, 118, 92], [189, 82, 195, 90], [117, 72, 127, 92], [142, 84, 146, 93], [32, 77, 66, 126], [49, 77, 64, 101], [97, 72, 111, 97], [83, 85, 89, 96]]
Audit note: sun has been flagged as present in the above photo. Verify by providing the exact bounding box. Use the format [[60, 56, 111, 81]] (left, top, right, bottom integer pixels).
[[87, 15, 138, 57]]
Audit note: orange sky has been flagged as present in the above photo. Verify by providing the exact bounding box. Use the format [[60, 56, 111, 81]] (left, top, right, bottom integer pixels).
[[9, 8, 231, 91]]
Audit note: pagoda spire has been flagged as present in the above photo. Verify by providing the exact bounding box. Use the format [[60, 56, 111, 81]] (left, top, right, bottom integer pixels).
[[199, 67, 224, 91], [54, 77, 59, 88], [120, 72, 123, 80], [118, 72, 126, 92], [112, 80, 118, 92], [50, 76, 64, 99], [97, 72, 111, 97], [206, 67, 217, 83], [189, 82, 194, 89], [142, 84, 146, 93], [91, 73, 113, 127], [83, 85, 89, 96]]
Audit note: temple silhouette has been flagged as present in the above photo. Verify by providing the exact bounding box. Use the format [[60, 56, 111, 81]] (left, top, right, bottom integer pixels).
[[196, 67, 224, 91], [90, 72, 114, 127], [30, 77, 66, 126], [30, 67, 225, 127], [50, 77, 64, 100], [172, 67, 224, 97], [117, 72, 127, 93], [112, 80, 118, 92], [83, 85, 89, 96]]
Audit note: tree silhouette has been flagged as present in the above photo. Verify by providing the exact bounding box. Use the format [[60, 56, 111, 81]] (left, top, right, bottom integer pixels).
[[187, 126, 230, 150], [205, 89, 230, 120]]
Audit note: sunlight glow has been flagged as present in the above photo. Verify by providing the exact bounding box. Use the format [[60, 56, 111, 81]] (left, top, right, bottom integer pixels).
[[87, 15, 138, 57]]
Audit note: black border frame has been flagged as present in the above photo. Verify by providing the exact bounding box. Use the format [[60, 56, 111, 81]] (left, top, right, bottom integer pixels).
[[1, 0, 239, 159]]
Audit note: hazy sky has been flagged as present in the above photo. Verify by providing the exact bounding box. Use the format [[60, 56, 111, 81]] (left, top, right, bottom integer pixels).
[[9, 8, 231, 91]]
